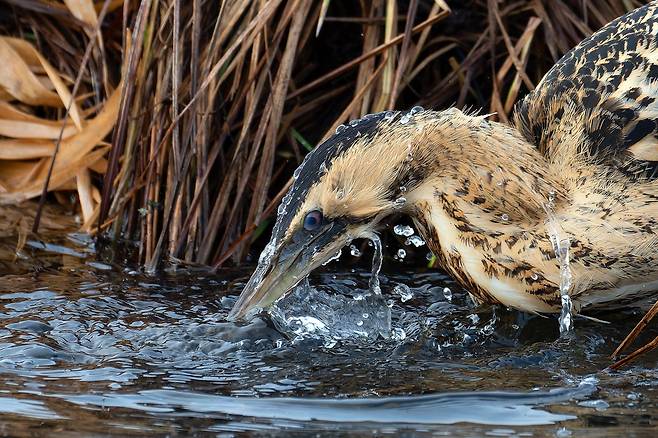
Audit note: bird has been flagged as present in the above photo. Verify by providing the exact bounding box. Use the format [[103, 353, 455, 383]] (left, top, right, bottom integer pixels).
[[229, 3, 658, 323]]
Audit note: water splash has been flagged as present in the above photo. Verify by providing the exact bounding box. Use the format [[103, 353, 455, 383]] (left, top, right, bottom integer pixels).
[[393, 224, 415, 237], [394, 284, 413, 302], [405, 236, 425, 247], [369, 235, 383, 295], [270, 275, 391, 342], [443, 287, 453, 302], [544, 191, 573, 335], [322, 249, 342, 266]]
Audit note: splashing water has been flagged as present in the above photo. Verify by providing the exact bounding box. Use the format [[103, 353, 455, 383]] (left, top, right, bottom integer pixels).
[[394, 284, 413, 302], [322, 249, 342, 266], [369, 235, 383, 295], [406, 236, 425, 247], [393, 224, 415, 237], [443, 287, 453, 302], [544, 191, 573, 335], [270, 279, 392, 342]]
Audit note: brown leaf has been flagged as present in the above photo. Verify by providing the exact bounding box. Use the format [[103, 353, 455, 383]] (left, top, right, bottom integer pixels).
[[0, 38, 61, 107], [64, 0, 98, 27]]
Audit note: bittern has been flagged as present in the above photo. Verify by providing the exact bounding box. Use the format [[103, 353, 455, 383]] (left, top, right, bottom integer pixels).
[[229, 3, 658, 323]]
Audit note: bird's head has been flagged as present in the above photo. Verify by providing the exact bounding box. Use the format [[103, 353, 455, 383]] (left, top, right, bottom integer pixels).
[[228, 109, 441, 320]]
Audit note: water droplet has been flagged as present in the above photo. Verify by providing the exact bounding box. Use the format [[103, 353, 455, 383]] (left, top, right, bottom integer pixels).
[[335, 124, 346, 134], [349, 244, 361, 257], [293, 166, 302, 180], [481, 322, 495, 336], [390, 327, 406, 341], [349, 119, 359, 127], [393, 197, 407, 208], [405, 236, 425, 247], [410, 105, 424, 114], [443, 287, 452, 302], [393, 224, 415, 237], [277, 204, 286, 215], [394, 284, 413, 302], [400, 114, 411, 124], [397, 248, 406, 259], [384, 111, 395, 120], [531, 273, 539, 281], [425, 252, 434, 261], [319, 162, 328, 174], [362, 313, 369, 319], [356, 320, 364, 327], [399, 186, 407, 193], [501, 213, 509, 221], [555, 427, 572, 438], [322, 249, 342, 265]]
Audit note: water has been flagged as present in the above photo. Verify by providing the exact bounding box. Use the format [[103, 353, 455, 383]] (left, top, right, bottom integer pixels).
[[544, 191, 574, 335], [1, 209, 658, 436]]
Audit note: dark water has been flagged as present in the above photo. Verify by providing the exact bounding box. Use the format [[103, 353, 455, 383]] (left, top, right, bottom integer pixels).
[[1, 220, 658, 436]]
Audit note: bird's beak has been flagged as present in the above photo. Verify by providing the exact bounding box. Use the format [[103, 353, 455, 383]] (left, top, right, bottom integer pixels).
[[228, 220, 352, 321]]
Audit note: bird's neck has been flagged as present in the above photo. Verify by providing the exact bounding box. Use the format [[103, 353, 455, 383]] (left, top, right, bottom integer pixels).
[[406, 116, 569, 312]]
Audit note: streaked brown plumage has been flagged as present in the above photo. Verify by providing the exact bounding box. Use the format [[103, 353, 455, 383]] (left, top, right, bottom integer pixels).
[[229, 3, 658, 321]]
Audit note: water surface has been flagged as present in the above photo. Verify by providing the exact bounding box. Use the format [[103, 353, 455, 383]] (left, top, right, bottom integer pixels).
[[1, 206, 657, 436]]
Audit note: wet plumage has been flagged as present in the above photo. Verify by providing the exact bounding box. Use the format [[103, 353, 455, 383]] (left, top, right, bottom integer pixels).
[[230, 3, 658, 321]]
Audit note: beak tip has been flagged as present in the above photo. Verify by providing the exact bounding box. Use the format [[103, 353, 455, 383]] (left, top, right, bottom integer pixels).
[[227, 301, 249, 322]]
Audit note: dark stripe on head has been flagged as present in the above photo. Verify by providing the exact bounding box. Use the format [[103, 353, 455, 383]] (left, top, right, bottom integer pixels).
[[270, 111, 399, 244]]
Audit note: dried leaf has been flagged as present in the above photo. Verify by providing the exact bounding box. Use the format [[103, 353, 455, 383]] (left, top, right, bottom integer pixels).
[[0, 139, 55, 159], [0, 38, 61, 106], [64, 0, 99, 26]]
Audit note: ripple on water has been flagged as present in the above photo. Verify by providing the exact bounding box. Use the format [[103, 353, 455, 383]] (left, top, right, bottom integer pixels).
[[0, 240, 657, 435]]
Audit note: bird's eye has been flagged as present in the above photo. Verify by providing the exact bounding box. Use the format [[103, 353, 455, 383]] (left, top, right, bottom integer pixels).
[[303, 210, 323, 231]]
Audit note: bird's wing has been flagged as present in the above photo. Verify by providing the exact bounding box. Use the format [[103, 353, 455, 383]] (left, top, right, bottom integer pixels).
[[514, 2, 658, 179]]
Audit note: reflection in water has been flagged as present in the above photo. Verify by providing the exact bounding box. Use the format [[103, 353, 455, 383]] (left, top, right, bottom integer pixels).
[[61, 381, 596, 426], [0, 215, 658, 435]]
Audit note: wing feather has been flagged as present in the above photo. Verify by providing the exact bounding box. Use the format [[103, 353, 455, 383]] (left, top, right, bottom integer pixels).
[[514, 2, 658, 179]]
